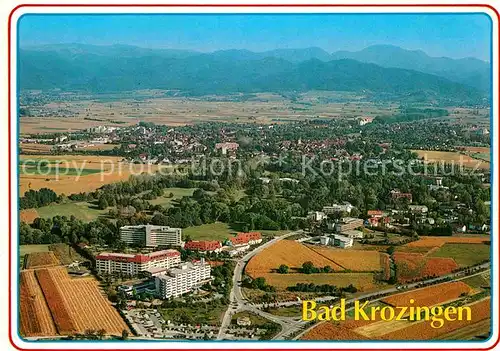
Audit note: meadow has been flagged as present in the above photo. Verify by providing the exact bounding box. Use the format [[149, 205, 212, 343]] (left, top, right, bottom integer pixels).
[[411, 150, 490, 170], [429, 243, 490, 267]]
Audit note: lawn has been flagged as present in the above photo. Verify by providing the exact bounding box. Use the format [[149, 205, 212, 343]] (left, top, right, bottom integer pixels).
[[429, 243, 490, 267], [19, 244, 49, 268], [231, 311, 282, 339], [20, 244, 49, 256], [159, 304, 226, 326], [461, 274, 491, 289], [48, 243, 86, 265], [183, 222, 237, 241], [20, 166, 102, 176], [149, 187, 197, 207], [266, 305, 302, 317], [231, 311, 273, 327], [183, 221, 290, 242], [35, 202, 108, 222]]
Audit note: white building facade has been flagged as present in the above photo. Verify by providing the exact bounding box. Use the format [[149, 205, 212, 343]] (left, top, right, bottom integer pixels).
[[95, 249, 181, 276], [119, 225, 182, 247], [155, 260, 211, 299]]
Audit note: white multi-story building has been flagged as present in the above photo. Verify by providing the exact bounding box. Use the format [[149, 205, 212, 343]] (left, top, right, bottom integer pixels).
[[155, 259, 211, 299], [322, 203, 354, 215], [95, 249, 181, 276], [318, 234, 353, 249], [333, 234, 354, 249], [119, 225, 182, 247], [308, 211, 328, 222]]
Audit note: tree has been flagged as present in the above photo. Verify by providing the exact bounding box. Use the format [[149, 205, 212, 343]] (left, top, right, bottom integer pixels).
[[301, 261, 315, 274], [98, 197, 109, 210], [322, 265, 333, 273], [121, 329, 129, 340], [386, 246, 395, 255], [277, 264, 289, 274], [252, 277, 267, 290]]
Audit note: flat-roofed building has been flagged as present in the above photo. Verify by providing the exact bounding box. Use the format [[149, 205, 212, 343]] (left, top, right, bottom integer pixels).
[[95, 249, 181, 276], [155, 259, 211, 299], [333, 234, 354, 249], [322, 203, 354, 215], [119, 225, 182, 247], [335, 217, 364, 233], [342, 230, 364, 239]]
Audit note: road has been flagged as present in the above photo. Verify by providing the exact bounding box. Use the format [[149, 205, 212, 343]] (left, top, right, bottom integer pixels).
[[216, 230, 303, 340], [217, 232, 490, 341]]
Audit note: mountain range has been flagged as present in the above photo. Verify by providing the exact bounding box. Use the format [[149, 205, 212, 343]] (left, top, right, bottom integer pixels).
[[19, 44, 490, 101]]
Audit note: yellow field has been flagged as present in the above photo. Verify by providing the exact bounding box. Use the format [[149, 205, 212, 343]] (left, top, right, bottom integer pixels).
[[411, 150, 490, 170], [19, 143, 52, 154], [20, 208, 39, 223], [405, 236, 490, 248], [20, 270, 57, 337], [19, 155, 171, 195], [378, 298, 490, 340], [20, 266, 129, 337], [307, 246, 382, 271], [382, 281, 472, 308], [246, 241, 344, 277]]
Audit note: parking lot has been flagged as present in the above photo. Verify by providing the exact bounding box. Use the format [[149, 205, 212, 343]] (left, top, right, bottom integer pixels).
[[123, 308, 268, 340]]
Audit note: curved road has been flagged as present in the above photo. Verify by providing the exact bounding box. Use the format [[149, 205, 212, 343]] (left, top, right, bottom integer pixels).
[[217, 230, 303, 340]]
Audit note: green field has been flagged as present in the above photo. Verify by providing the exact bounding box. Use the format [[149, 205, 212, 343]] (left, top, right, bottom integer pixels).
[[20, 166, 102, 176], [36, 201, 108, 222], [149, 187, 197, 207], [266, 305, 302, 317], [231, 311, 274, 326], [462, 274, 491, 288], [20, 244, 49, 256], [230, 311, 281, 339], [183, 222, 237, 241], [20, 244, 50, 267], [160, 304, 226, 326], [430, 243, 490, 267], [183, 221, 289, 241]]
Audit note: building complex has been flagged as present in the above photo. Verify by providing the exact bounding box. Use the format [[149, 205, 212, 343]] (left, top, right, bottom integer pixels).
[[95, 249, 181, 276], [155, 259, 211, 299], [119, 225, 182, 247]]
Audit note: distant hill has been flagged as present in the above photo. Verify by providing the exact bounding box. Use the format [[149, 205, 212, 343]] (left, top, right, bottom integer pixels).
[[19, 44, 486, 102], [330, 45, 490, 91]]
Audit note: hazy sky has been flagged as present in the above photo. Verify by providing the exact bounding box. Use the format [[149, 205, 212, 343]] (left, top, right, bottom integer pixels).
[[18, 13, 492, 61]]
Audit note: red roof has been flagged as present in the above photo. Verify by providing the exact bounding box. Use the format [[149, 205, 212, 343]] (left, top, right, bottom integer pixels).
[[367, 210, 384, 217], [96, 249, 180, 263], [184, 240, 222, 251], [230, 232, 262, 245], [215, 142, 239, 150]]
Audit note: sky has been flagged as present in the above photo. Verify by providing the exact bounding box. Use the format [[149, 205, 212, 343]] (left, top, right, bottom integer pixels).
[[18, 13, 492, 61]]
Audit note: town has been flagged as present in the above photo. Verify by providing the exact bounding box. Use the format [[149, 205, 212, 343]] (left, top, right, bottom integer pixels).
[[16, 13, 493, 345]]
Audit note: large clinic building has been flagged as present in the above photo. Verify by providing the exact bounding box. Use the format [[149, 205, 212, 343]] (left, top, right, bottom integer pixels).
[[155, 259, 211, 299], [95, 249, 181, 276], [119, 225, 182, 247]]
